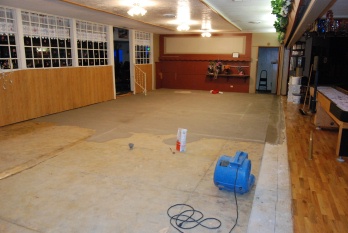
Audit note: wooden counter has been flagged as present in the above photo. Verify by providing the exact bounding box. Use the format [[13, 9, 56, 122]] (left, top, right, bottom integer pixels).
[[314, 86, 348, 158]]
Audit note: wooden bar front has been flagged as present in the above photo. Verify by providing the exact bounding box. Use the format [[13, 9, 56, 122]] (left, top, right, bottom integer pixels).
[[0, 66, 114, 127], [315, 90, 348, 157]]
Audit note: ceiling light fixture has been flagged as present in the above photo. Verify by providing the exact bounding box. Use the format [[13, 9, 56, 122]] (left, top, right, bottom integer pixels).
[[201, 11, 212, 37], [127, 2, 147, 17], [177, 24, 190, 31], [176, 0, 191, 31], [201, 31, 211, 37]]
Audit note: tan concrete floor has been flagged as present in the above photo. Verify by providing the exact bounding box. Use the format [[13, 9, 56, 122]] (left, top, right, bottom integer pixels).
[[0, 89, 291, 233]]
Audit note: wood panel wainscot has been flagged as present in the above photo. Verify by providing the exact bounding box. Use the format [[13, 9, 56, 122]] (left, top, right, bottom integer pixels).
[[157, 59, 250, 93], [158, 34, 252, 93], [0, 66, 114, 127], [134, 64, 153, 94]]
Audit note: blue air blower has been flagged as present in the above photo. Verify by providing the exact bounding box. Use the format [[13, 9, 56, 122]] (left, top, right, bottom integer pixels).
[[213, 151, 255, 194]]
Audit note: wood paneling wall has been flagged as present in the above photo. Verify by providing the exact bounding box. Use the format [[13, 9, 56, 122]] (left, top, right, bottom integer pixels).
[[157, 33, 252, 92], [0, 66, 114, 126], [156, 61, 250, 93]]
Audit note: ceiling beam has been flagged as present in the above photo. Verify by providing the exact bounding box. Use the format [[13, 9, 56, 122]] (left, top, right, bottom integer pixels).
[[286, 0, 337, 48], [284, 0, 302, 48]]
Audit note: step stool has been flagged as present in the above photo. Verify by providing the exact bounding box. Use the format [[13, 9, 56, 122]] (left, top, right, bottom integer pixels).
[[258, 70, 268, 92]]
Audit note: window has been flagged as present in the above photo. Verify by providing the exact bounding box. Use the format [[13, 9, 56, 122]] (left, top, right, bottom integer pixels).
[[134, 31, 151, 64], [76, 20, 108, 66], [0, 6, 18, 69], [21, 11, 72, 68]]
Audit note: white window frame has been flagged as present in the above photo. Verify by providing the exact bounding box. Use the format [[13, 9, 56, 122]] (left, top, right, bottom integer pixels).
[[0, 6, 18, 70], [21, 10, 72, 68], [76, 20, 108, 67], [134, 30, 152, 65]]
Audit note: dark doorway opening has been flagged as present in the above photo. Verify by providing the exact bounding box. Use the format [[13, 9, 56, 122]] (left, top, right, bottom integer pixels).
[[114, 28, 130, 95]]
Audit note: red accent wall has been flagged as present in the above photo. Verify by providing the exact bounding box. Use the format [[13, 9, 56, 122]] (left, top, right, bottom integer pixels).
[[157, 61, 249, 92], [157, 34, 252, 93]]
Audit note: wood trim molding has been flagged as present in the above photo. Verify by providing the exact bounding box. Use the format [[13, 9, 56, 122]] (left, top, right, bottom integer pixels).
[[284, 0, 337, 47], [159, 55, 251, 62], [159, 33, 252, 61]]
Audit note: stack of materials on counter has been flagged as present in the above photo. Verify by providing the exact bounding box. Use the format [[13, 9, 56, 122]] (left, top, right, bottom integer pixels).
[[287, 76, 302, 104]]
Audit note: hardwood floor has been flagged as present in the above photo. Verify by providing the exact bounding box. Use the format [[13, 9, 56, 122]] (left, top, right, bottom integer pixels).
[[283, 98, 348, 233]]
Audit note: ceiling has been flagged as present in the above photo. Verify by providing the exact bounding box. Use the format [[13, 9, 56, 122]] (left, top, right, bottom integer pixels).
[[1, 0, 348, 41], [57, 0, 278, 33]]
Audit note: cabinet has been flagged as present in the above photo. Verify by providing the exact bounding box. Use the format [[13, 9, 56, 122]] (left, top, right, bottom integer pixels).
[[289, 42, 305, 76]]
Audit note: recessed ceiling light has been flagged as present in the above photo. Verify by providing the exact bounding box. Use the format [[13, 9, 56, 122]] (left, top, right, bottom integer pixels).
[[163, 14, 176, 18], [249, 21, 261, 24]]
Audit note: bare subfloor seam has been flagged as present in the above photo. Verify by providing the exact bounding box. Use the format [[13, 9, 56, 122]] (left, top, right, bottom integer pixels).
[[0, 136, 89, 180]]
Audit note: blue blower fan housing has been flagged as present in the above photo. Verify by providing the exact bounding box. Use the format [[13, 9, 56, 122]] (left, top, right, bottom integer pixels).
[[213, 151, 255, 194]]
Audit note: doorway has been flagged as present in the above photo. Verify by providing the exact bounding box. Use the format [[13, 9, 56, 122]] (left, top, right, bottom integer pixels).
[[256, 47, 279, 94], [113, 28, 131, 95]]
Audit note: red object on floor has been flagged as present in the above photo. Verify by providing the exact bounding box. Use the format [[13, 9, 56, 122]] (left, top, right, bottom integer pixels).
[[211, 89, 219, 94]]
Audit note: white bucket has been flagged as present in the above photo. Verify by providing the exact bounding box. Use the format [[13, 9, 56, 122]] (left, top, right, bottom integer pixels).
[[290, 84, 301, 95], [292, 95, 301, 104], [291, 76, 301, 85]]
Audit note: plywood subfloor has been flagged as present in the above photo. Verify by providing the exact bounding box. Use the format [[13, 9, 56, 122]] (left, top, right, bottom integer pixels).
[[0, 90, 289, 233]]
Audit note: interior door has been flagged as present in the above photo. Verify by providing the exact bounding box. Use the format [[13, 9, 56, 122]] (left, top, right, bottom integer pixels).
[[256, 47, 279, 94]]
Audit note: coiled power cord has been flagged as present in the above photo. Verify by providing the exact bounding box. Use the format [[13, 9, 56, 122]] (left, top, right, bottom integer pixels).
[[167, 203, 221, 233], [167, 167, 240, 232]]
